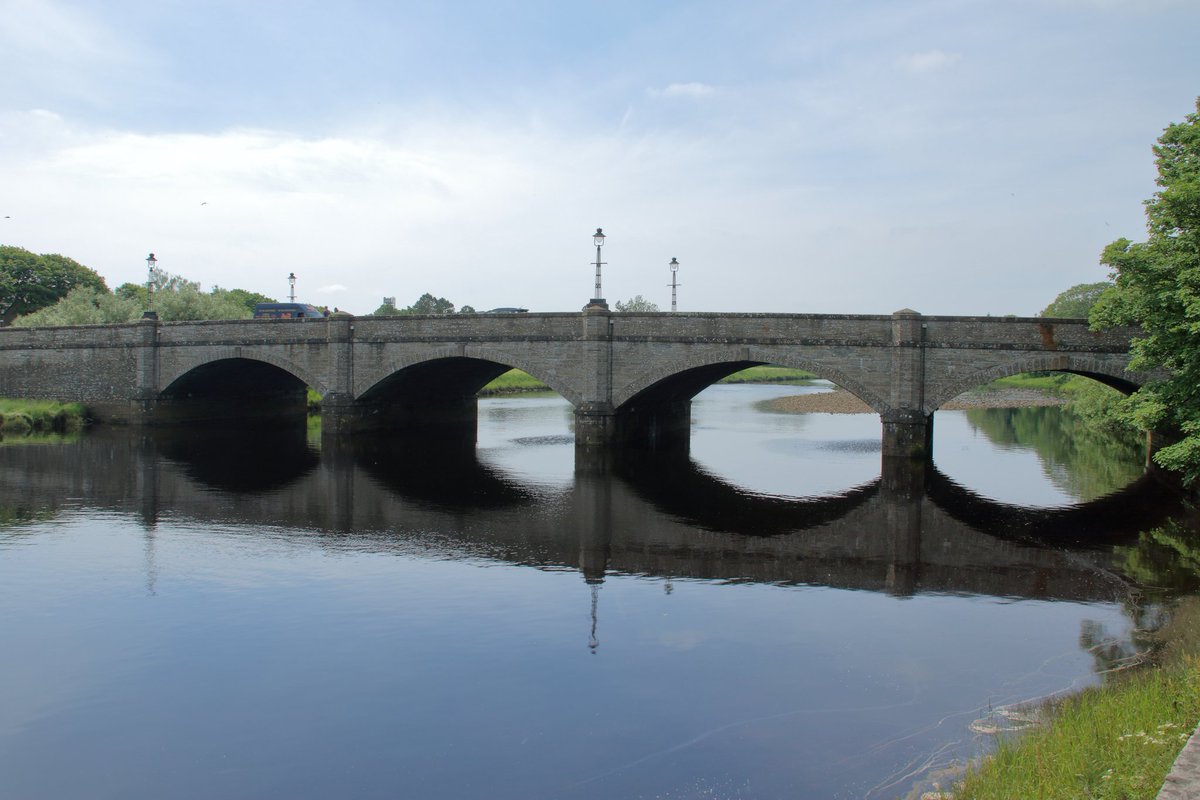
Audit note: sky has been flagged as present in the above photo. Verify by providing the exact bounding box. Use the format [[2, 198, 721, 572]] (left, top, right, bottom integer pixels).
[[1, 0, 1197, 316]]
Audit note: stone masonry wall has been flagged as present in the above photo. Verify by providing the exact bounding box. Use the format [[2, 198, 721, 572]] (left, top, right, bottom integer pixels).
[[0, 312, 1144, 445]]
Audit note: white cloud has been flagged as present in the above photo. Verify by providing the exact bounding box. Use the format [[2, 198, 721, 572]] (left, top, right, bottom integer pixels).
[[897, 50, 962, 74], [649, 82, 716, 99], [2, 0, 1196, 318], [0, 99, 1157, 318]]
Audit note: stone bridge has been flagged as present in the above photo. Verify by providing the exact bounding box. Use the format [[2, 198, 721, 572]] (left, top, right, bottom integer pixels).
[[0, 309, 1152, 456]]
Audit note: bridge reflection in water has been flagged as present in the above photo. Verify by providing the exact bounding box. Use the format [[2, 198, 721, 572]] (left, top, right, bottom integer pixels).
[[0, 428, 1181, 607]]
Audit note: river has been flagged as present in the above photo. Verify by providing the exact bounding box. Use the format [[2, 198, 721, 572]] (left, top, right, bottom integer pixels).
[[0, 382, 1194, 799]]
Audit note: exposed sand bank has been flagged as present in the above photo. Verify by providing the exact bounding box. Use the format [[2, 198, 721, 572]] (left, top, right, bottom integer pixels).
[[767, 388, 1066, 414]]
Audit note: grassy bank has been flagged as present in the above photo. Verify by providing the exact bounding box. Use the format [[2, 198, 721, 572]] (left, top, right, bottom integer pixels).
[[950, 597, 1200, 800], [0, 399, 88, 435], [477, 370, 554, 395], [477, 365, 818, 395]]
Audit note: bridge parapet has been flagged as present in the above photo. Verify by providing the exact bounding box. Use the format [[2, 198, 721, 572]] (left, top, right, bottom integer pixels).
[[920, 315, 1142, 352]]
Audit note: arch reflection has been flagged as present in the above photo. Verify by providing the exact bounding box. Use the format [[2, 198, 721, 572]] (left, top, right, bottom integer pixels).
[[0, 432, 1187, 604]]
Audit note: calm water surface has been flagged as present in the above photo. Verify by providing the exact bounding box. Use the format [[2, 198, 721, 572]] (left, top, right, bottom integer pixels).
[[0, 383, 1191, 799]]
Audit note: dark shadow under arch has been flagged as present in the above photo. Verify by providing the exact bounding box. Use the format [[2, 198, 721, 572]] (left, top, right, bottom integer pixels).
[[343, 356, 573, 440], [154, 357, 310, 429]]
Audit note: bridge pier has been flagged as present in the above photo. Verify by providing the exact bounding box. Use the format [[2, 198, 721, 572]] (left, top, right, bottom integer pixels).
[[574, 402, 617, 448], [881, 410, 934, 460], [881, 452, 927, 597], [574, 401, 692, 451]]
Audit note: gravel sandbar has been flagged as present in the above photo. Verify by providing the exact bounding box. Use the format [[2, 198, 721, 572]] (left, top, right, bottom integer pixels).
[[768, 388, 1065, 414]]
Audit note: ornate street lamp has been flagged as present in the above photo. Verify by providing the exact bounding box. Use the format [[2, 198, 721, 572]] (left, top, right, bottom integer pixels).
[[590, 227, 607, 308], [288, 272, 297, 303], [669, 257, 680, 312], [145, 253, 158, 311]]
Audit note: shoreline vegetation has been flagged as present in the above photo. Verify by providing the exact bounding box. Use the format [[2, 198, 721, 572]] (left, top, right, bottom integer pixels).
[[0, 399, 87, 437], [944, 598, 1200, 800], [476, 364, 822, 396]]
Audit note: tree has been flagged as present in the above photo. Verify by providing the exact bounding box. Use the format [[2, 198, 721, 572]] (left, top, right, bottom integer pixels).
[[405, 292, 456, 315], [614, 295, 660, 312], [12, 285, 140, 326], [1091, 97, 1200, 483], [0, 246, 107, 325], [115, 282, 148, 306], [375, 293, 474, 315], [154, 281, 252, 321], [16, 268, 259, 325], [218, 287, 277, 314], [1039, 281, 1112, 318]]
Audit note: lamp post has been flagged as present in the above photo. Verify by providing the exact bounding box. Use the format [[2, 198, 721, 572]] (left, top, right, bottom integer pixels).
[[668, 257, 680, 312], [288, 272, 296, 303], [589, 227, 607, 308], [145, 253, 158, 312]]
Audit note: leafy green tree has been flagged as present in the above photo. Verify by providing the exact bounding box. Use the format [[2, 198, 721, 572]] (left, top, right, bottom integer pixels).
[[17, 269, 257, 325], [12, 286, 141, 326], [372, 298, 401, 316], [1039, 281, 1112, 318], [115, 282, 148, 306], [155, 281, 251, 321], [371, 293, 469, 315], [1091, 97, 1200, 483], [405, 292, 456, 315], [218, 287, 276, 314], [615, 295, 660, 312], [0, 246, 107, 325], [371, 294, 478, 315]]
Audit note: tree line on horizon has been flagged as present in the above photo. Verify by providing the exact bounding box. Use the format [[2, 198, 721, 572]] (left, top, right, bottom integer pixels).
[[0, 249, 669, 325]]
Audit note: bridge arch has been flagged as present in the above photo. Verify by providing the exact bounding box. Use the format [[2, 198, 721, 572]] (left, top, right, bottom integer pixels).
[[612, 347, 888, 414], [924, 353, 1146, 414], [353, 346, 582, 406], [160, 348, 329, 398], [153, 352, 317, 429]]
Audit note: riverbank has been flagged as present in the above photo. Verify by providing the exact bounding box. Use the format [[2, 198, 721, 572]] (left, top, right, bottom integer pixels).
[[477, 365, 819, 396], [0, 399, 87, 435], [767, 387, 1065, 414], [947, 598, 1200, 800]]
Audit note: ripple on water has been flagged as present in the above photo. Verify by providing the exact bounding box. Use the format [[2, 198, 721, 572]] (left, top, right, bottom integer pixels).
[[511, 435, 575, 447]]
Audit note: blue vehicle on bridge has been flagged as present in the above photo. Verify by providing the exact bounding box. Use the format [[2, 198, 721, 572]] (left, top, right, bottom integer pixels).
[[253, 303, 326, 319]]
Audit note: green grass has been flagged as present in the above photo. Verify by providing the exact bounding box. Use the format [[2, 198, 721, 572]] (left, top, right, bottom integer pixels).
[[987, 372, 1089, 395], [478, 370, 552, 395], [953, 599, 1200, 800], [478, 365, 819, 395], [0, 399, 88, 435]]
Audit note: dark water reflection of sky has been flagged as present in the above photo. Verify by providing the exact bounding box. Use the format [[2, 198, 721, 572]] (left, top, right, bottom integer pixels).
[[0, 383, 1181, 800]]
